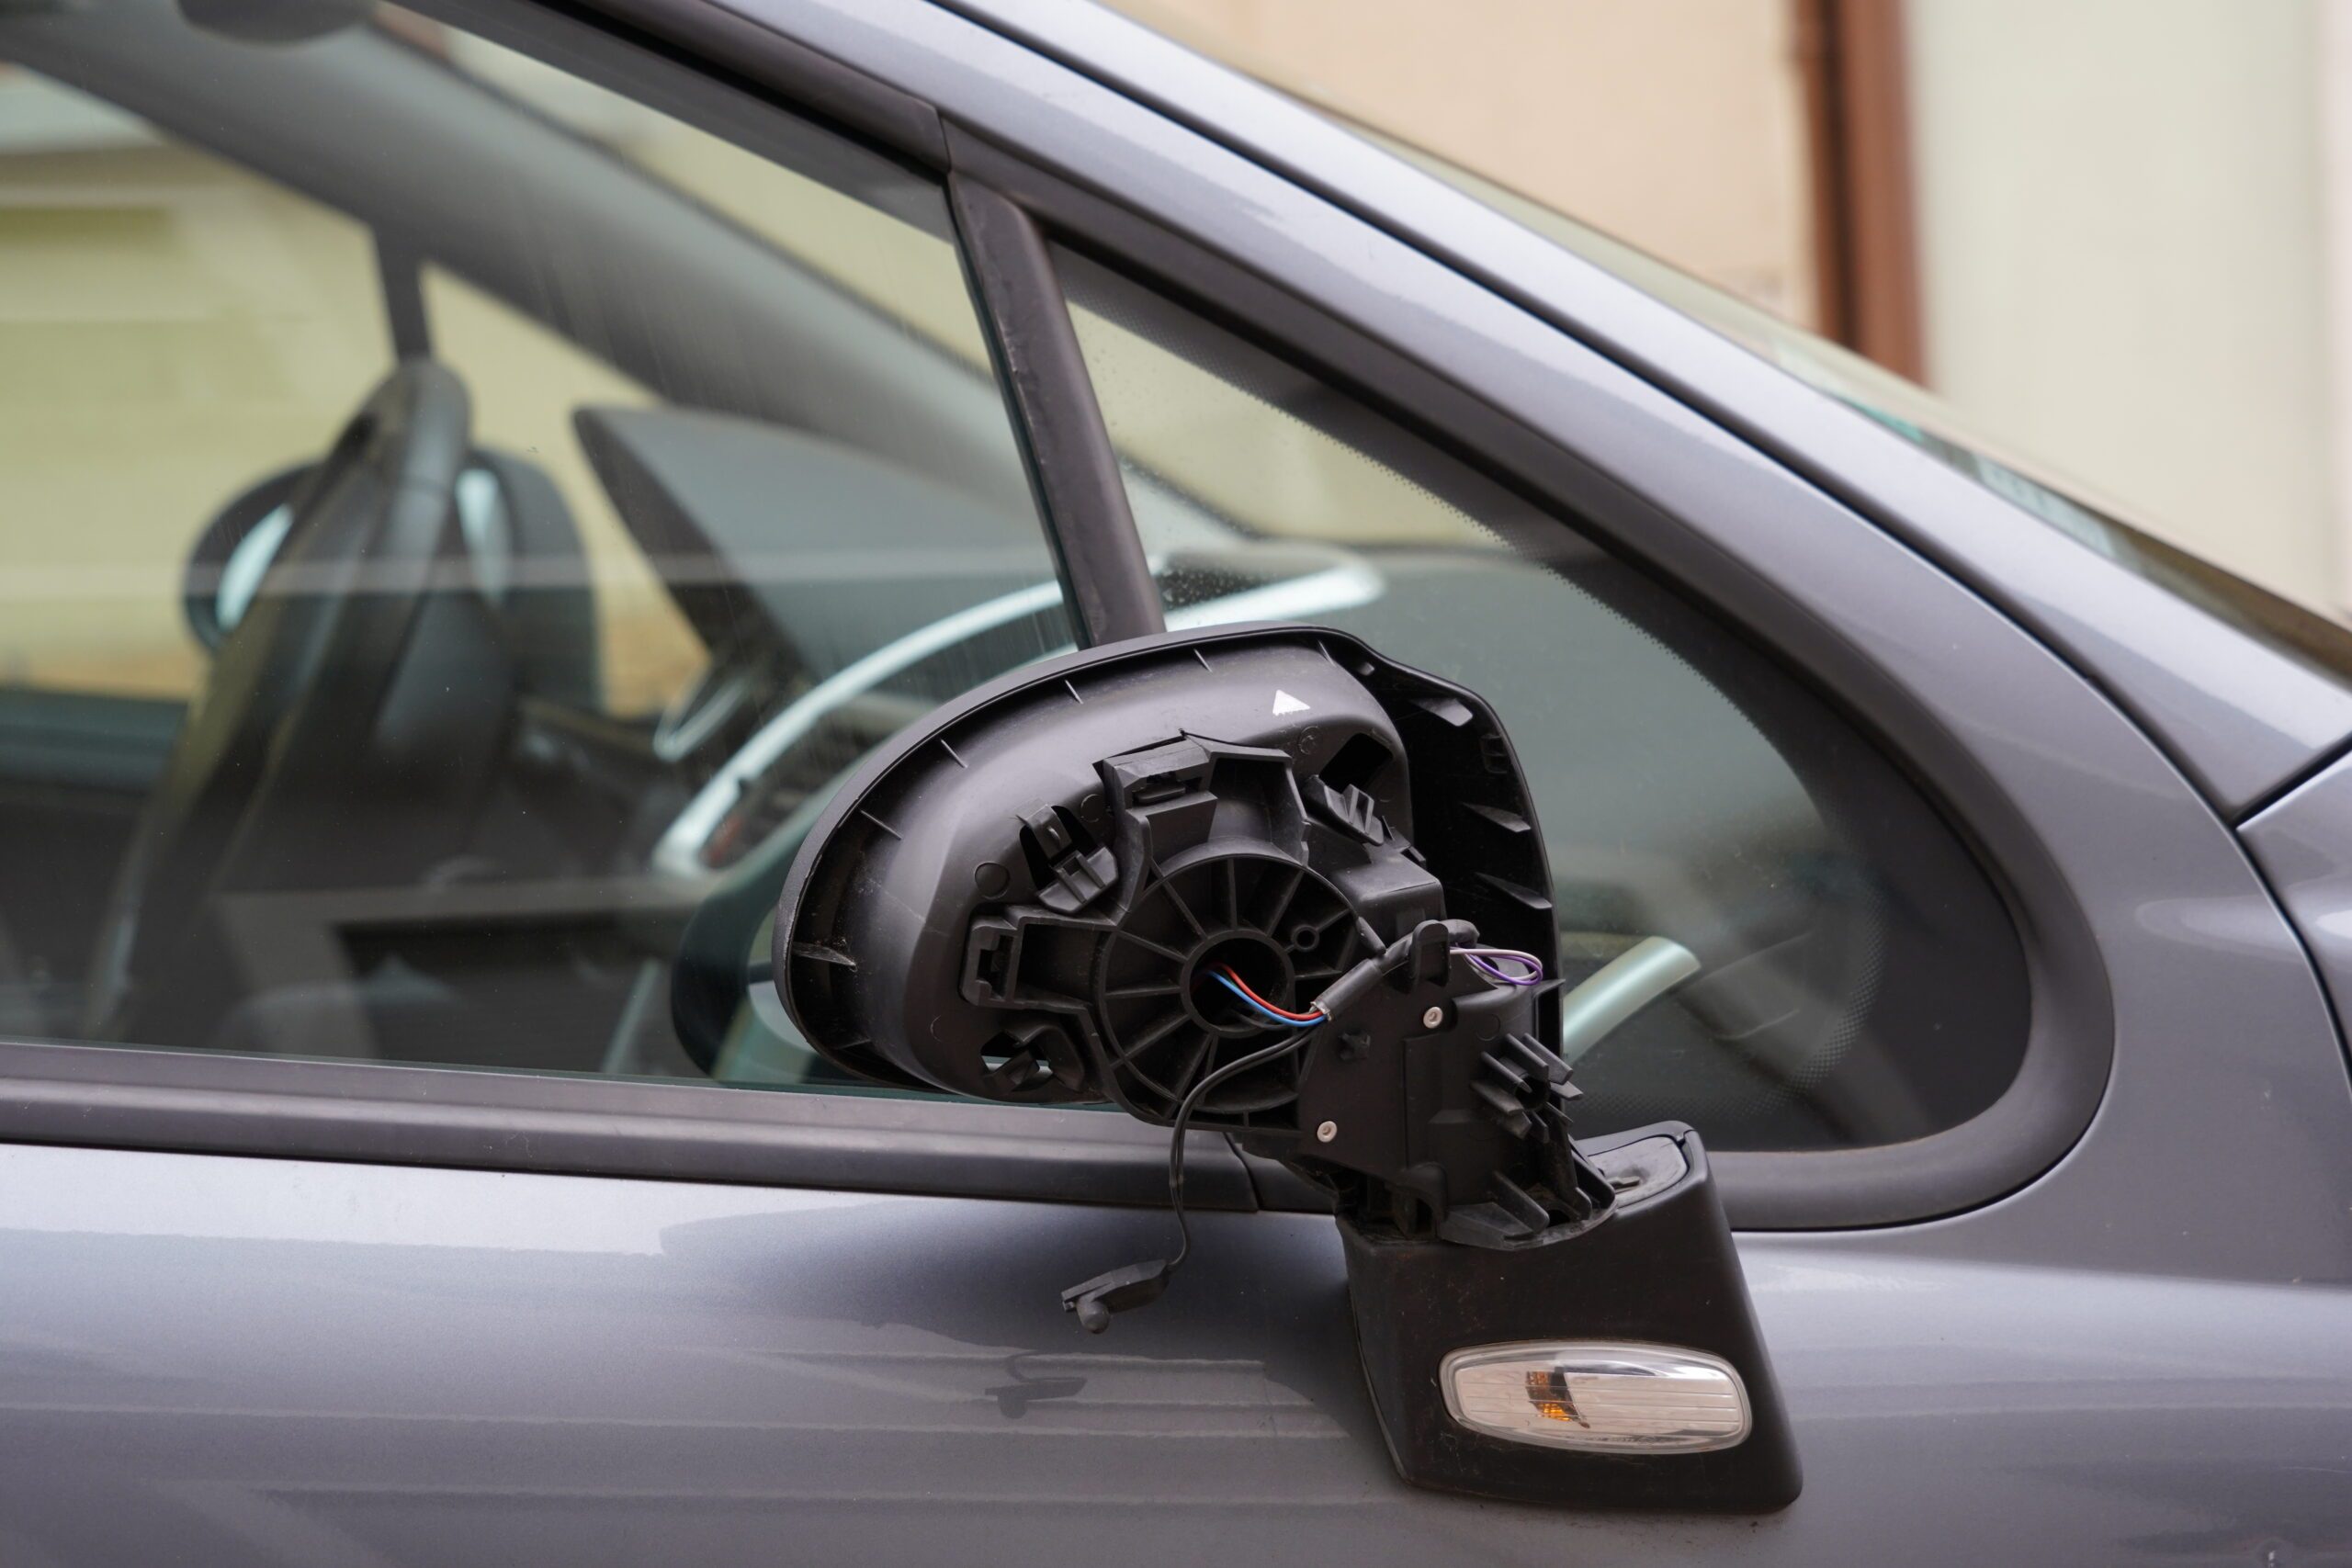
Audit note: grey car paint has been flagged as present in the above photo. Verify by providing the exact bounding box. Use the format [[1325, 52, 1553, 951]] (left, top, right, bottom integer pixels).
[[5, 1140, 2347, 1565], [2, 0, 2350, 1562], [2248, 751, 2352, 1056]]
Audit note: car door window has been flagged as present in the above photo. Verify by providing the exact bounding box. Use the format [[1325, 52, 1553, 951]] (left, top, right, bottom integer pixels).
[[1053, 245, 2030, 1152], [0, 6, 1074, 1092]]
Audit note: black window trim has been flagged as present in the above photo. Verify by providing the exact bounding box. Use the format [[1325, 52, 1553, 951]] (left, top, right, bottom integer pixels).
[[0, 0, 2111, 1232], [0, 1037, 1261, 1210], [947, 175, 1166, 645]]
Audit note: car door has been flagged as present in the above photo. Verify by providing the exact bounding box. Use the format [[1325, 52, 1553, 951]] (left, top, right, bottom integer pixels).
[[3, 0, 2350, 1564]]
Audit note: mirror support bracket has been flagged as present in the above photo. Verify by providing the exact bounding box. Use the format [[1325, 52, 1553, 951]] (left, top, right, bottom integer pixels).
[[1344, 1123, 1801, 1510]]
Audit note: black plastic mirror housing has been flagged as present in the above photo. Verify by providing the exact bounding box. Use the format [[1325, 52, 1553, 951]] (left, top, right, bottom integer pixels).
[[768, 621, 1800, 1510]]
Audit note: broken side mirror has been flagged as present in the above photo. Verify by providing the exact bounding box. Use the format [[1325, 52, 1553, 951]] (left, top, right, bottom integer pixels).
[[769, 623, 1800, 1512]]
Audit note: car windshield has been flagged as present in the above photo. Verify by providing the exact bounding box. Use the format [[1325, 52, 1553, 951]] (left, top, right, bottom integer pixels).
[[1182, 75, 2352, 689]]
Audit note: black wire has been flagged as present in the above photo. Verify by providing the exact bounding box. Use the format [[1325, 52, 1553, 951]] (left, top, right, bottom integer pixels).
[[1163, 1025, 1315, 1276]]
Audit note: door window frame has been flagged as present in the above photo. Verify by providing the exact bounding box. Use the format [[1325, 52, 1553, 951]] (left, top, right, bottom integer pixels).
[[930, 128, 2104, 1230], [0, 0, 2112, 1230]]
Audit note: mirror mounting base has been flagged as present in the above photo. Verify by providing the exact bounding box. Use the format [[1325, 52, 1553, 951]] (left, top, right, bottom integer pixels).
[[1341, 1122, 1803, 1512]]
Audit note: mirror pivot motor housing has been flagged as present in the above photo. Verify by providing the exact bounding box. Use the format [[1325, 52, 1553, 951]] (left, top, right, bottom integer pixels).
[[774, 623, 1799, 1511]]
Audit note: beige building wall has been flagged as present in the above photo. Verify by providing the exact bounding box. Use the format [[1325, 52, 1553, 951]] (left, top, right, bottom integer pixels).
[[1125, 0, 1821, 322], [1905, 0, 2337, 611]]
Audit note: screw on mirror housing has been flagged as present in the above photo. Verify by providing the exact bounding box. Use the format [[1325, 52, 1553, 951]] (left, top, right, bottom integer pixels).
[[771, 623, 1800, 1511]]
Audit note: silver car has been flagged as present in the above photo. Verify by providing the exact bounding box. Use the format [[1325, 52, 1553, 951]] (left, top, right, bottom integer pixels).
[[0, 0, 2347, 1561]]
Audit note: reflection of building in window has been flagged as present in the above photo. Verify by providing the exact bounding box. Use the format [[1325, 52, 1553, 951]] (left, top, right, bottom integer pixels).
[[1106, 0, 2352, 617], [0, 70, 389, 695]]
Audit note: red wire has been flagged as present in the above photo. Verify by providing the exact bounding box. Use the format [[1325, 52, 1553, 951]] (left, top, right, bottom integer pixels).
[[1216, 964, 1322, 1022]]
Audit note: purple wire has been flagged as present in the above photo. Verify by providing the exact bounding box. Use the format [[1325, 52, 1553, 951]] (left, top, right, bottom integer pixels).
[[1462, 947, 1545, 987]]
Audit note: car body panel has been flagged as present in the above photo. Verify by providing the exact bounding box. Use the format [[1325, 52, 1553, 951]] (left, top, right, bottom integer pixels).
[[2245, 750, 2352, 1068], [2, 1140, 2346, 1565]]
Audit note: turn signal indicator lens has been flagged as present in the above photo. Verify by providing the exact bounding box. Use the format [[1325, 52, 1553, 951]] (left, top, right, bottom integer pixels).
[[1440, 1342, 1751, 1453]]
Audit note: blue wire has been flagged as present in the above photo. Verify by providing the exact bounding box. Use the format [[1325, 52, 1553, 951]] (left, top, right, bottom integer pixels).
[[1208, 972, 1319, 1028]]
